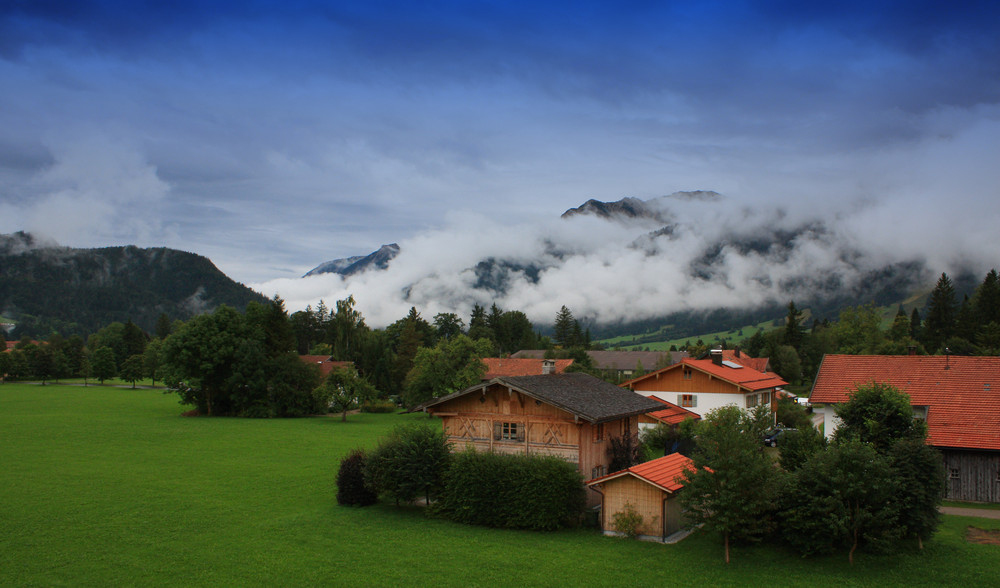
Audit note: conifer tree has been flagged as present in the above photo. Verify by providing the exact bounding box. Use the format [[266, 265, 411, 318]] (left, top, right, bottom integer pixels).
[[923, 273, 958, 352]]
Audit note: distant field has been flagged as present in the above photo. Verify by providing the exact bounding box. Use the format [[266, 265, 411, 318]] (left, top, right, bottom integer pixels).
[[2, 383, 998, 586]]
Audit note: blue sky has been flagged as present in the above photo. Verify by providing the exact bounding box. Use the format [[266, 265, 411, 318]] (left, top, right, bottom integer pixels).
[[2, 1, 999, 322]]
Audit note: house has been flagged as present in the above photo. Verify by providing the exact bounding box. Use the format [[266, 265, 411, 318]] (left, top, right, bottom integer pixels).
[[586, 452, 694, 541], [638, 396, 700, 432], [511, 350, 687, 382], [480, 357, 573, 380], [624, 349, 787, 418], [419, 372, 664, 507], [810, 354, 1000, 503], [298, 355, 353, 377]]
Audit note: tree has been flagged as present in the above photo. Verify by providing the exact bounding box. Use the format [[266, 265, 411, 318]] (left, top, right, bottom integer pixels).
[[403, 335, 492, 407], [337, 449, 378, 506], [31, 345, 55, 384], [680, 405, 786, 563], [155, 312, 173, 340], [143, 339, 163, 386], [782, 439, 899, 563], [923, 273, 958, 352], [315, 366, 378, 421], [974, 268, 1000, 326], [467, 304, 493, 342], [834, 303, 884, 355], [770, 345, 801, 383], [364, 423, 451, 505], [120, 354, 146, 389], [784, 301, 805, 350], [122, 320, 147, 361], [833, 382, 926, 451], [433, 313, 465, 341], [0, 351, 10, 384], [91, 346, 117, 384], [553, 306, 576, 348], [887, 438, 945, 550]]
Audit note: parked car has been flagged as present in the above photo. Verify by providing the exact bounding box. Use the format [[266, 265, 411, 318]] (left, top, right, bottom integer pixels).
[[763, 427, 797, 447]]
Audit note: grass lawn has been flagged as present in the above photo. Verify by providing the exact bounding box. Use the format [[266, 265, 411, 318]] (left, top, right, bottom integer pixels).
[[2, 384, 999, 586]]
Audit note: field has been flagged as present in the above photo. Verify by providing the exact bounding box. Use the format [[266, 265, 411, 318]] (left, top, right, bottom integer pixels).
[[2, 384, 999, 586]]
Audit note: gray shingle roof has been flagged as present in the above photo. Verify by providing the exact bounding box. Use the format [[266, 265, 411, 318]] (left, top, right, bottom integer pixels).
[[421, 372, 663, 424]]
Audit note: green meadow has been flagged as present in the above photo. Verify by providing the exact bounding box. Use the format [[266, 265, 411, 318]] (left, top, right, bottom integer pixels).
[[2, 383, 998, 587]]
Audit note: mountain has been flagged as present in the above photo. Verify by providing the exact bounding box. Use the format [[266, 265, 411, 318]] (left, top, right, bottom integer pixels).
[[304, 243, 400, 277], [0, 232, 267, 337]]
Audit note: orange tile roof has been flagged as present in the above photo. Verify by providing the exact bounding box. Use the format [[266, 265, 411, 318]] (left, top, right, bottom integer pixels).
[[625, 357, 786, 391], [481, 358, 573, 379], [721, 349, 770, 372], [810, 354, 1000, 451], [586, 452, 694, 493], [644, 396, 701, 425], [298, 355, 353, 377]]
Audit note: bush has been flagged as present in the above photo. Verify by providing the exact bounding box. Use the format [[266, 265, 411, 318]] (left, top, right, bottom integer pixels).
[[364, 423, 451, 504], [434, 450, 586, 531], [360, 399, 398, 413], [611, 502, 644, 538], [337, 449, 378, 507]]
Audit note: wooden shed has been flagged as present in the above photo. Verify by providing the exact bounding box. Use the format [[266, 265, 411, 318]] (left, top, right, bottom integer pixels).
[[587, 453, 694, 542]]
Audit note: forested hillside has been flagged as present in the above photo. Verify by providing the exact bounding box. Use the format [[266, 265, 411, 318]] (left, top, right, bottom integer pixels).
[[1, 232, 266, 337]]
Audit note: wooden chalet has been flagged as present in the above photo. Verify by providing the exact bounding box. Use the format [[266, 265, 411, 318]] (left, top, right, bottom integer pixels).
[[586, 453, 694, 541], [811, 354, 1000, 503], [624, 349, 787, 419], [419, 372, 663, 507]]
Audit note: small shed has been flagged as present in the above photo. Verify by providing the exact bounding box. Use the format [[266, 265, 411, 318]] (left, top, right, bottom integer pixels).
[[587, 453, 693, 542]]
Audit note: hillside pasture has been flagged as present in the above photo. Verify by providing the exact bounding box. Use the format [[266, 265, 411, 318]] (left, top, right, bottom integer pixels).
[[1, 383, 998, 586]]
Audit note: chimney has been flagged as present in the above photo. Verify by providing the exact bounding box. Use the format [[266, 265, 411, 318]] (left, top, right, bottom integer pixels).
[[908, 345, 916, 356], [710, 349, 723, 366], [735, 346, 741, 358], [542, 359, 556, 375]]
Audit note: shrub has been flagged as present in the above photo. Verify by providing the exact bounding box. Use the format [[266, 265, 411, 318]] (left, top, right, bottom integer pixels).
[[364, 423, 451, 504], [360, 399, 398, 413], [337, 449, 377, 507], [611, 502, 644, 538], [434, 450, 586, 531]]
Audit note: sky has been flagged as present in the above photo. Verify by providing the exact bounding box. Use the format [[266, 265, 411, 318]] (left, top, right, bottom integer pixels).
[[2, 1, 999, 326]]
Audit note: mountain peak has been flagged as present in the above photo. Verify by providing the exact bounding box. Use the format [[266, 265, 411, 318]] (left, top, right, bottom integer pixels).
[[304, 243, 400, 278]]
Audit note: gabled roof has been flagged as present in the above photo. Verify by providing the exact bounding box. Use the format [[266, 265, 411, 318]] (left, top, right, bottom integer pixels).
[[721, 349, 770, 373], [810, 354, 1000, 451], [586, 452, 694, 493], [624, 357, 787, 391], [421, 372, 664, 424], [481, 357, 573, 379], [644, 396, 701, 425]]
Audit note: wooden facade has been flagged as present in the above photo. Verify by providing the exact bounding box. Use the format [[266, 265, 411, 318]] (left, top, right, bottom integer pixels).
[[942, 449, 1000, 503]]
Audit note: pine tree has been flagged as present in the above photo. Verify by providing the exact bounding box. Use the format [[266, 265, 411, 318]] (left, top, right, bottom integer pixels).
[[784, 301, 805, 350], [923, 273, 958, 352], [553, 306, 575, 347]]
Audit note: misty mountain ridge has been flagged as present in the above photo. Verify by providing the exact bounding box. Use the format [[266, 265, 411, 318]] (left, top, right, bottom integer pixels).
[[304, 243, 400, 277], [296, 191, 944, 335], [0, 232, 266, 337]]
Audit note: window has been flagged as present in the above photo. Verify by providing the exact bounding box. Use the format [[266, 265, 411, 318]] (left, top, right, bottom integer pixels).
[[678, 394, 697, 408], [593, 423, 605, 442], [949, 468, 960, 480], [495, 422, 524, 442], [591, 465, 607, 479], [746, 394, 759, 408], [683, 368, 693, 380], [762, 392, 771, 405]]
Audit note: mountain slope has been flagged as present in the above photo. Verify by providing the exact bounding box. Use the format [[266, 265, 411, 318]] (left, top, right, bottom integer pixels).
[[0, 232, 267, 336], [304, 243, 400, 277]]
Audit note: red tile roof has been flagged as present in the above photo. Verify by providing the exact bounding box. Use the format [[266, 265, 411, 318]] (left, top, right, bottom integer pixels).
[[625, 357, 787, 391], [644, 396, 701, 425], [721, 349, 770, 372], [586, 452, 694, 493], [298, 355, 353, 377], [810, 354, 1000, 451], [481, 358, 573, 379]]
